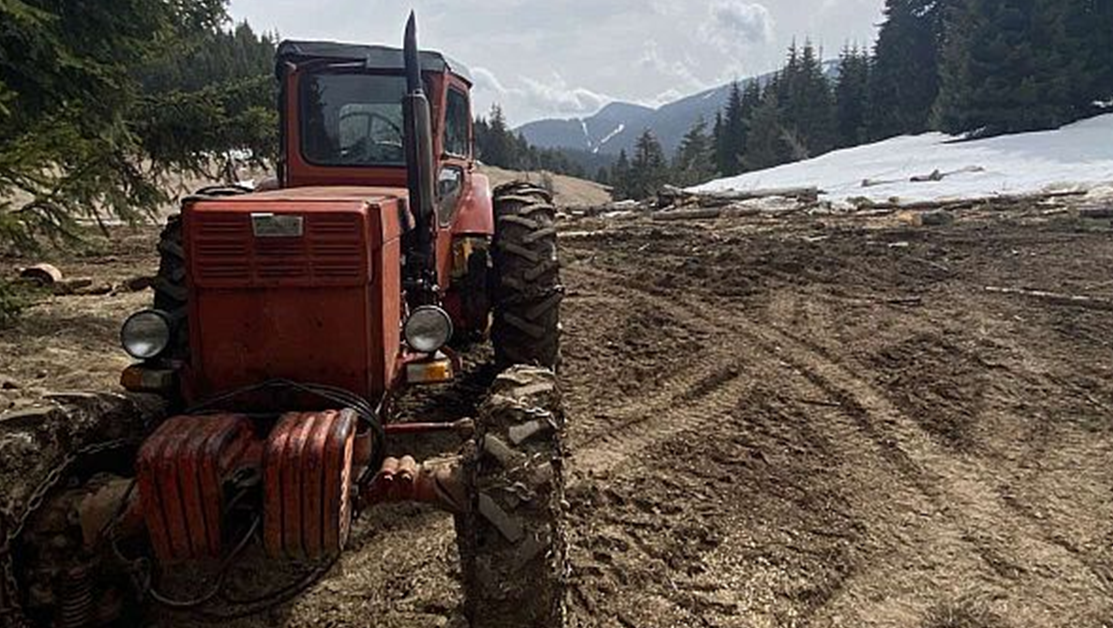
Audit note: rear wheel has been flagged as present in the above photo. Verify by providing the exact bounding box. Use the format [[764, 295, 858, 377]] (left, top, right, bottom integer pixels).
[[152, 215, 188, 362], [455, 366, 566, 628], [490, 183, 562, 370]]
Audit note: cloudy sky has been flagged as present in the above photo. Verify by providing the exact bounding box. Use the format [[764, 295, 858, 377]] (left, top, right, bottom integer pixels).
[[229, 0, 886, 126]]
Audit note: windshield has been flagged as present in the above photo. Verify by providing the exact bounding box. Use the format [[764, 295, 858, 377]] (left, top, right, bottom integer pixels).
[[300, 73, 408, 167]]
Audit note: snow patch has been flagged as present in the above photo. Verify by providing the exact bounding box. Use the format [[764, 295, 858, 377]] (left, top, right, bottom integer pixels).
[[592, 124, 626, 154], [693, 114, 1113, 204], [579, 119, 592, 150]]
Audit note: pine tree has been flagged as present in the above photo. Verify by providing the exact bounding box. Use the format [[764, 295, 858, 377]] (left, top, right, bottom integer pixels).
[[869, 0, 947, 139], [1054, 0, 1113, 113], [712, 111, 727, 176], [782, 41, 836, 156], [672, 117, 715, 187], [0, 0, 263, 245], [835, 44, 871, 147], [740, 80, 762, 129], [627, 130, 669, 200], [743, 90, 792, 171], [475, 105, 533, 169], [611, 150, 631, 200], [595, 166, 610, 186], [718, 82, 746, 177], [935, 0, 1082, 136]]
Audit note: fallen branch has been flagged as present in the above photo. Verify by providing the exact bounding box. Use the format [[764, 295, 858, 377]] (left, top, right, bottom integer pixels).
[[984, 286, 1113, 312]]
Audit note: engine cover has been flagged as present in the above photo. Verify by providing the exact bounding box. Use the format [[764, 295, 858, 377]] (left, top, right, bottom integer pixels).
[[263, 409, 358, 561], [136, 414, 254, 563]]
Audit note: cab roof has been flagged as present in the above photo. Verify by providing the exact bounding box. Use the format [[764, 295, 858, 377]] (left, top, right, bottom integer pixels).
[[276, 40, 473, 86]]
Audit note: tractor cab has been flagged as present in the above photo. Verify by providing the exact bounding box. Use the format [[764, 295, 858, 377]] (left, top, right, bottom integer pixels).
[[276, 40, 475, 197]]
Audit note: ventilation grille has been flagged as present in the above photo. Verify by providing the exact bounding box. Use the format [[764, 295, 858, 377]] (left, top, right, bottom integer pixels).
[[192, 212, 365, 285]]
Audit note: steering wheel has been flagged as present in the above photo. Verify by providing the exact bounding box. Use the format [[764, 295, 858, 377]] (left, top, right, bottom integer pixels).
[[365, 112, 403, 140], [340, 112, 404, 163]]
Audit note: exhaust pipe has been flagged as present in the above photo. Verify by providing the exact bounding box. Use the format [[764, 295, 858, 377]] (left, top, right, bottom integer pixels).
[[402, 11, 438, 305]]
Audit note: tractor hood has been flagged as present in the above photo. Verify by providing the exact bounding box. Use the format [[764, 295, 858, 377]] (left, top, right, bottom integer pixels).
[[179, 188, 407, 404]]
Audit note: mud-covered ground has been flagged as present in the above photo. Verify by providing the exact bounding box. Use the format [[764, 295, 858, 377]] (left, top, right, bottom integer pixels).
[[3, 201, 1113, 627]]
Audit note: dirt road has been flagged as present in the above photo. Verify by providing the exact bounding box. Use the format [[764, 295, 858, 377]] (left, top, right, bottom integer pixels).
[[3, 203, 1112, 627]]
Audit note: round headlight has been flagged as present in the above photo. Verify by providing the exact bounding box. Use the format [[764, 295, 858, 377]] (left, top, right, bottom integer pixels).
[[404, 306, 453, 354], [121, 310, 172, 360]]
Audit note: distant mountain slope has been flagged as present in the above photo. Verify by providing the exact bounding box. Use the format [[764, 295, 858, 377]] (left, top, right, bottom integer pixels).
[[518, 62, 838, 157], [519, 102, 653, 153]]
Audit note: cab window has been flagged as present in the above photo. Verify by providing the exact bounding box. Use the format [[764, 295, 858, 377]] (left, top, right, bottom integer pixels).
[[301, 73, 407, 166], [444, 88, 470, 158]]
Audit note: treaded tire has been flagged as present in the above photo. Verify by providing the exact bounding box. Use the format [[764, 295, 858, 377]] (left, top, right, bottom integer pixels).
[[152, 215, 188, 361], [491, 183, 562, 370], [455, 366, 566, 628]]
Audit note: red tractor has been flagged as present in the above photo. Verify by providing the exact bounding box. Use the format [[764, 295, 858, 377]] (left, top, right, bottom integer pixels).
[[0, 14, 565, 628]]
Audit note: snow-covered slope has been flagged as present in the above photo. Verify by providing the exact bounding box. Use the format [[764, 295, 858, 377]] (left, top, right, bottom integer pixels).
[[694, 114, 1113, 204]]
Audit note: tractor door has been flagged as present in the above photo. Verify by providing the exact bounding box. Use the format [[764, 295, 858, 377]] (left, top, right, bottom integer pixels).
[[433, 75, 483, 292]]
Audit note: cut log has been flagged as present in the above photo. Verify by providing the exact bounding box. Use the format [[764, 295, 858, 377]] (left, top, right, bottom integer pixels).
[[910, 169, 944, 183], [18, 263, 63, 286], [660, 184, 821, 207], [985, 286, 1113, 312], [49, 278, 94, 296], [1079, 205, 1113, 219], [856, 189, 1087, 213], [652, 208, 723, 222]]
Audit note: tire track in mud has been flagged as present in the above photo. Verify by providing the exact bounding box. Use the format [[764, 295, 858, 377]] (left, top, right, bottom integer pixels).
[[751, 300, 1113, 590], [564, 265, 758, 477], [563, 255, 1111, 625], [720, 304, 1113, 620]]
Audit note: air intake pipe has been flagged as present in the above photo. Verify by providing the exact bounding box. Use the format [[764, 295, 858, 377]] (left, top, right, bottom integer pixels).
[[402, 11, 438, 305]]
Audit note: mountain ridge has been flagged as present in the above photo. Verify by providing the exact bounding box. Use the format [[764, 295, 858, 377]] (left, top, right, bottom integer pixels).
[[517, 61, 839, 157]]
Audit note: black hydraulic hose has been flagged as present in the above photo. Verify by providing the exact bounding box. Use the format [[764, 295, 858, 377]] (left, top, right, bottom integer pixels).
[[185, 379, 388, 483]]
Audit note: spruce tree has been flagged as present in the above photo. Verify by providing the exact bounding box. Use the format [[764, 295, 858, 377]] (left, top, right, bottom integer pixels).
[[740, 80, 762, 127], [720, 81, 746, 177], [737, 79, 762, 171], [784, 42, 836, 156], [627, 130, 669, 200], [712, 111, 727, 176], [611, 150, 631, 200], [835, 44, 871, 147], [672, 117, 715, 187], [935, 0, 1082, 136], [743, 90, 792, 171], [1054, 0, 1113, 114], [869, 0, 947, 139]]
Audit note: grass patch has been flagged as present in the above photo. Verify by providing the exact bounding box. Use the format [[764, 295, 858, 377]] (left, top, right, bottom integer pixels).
[[922, 596, 1007, 628]]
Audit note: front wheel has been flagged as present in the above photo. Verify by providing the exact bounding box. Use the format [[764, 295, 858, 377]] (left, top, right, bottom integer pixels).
[[455, 366, 566, 628]]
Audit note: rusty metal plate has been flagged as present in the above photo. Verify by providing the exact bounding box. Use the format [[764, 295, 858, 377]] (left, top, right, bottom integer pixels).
[[136, 414, 253, 563], [263, 409, 357, 560]]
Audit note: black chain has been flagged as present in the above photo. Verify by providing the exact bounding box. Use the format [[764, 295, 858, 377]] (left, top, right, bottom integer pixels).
[[0, 438, 133, 628]]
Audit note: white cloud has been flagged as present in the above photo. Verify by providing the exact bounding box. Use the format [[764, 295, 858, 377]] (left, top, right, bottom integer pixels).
[[519, 74, 611, 115], [704, 1, 776, 56], [472, 67, 509, 95], [471, 67, 611, 124], [638, 41, 709, 92]]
